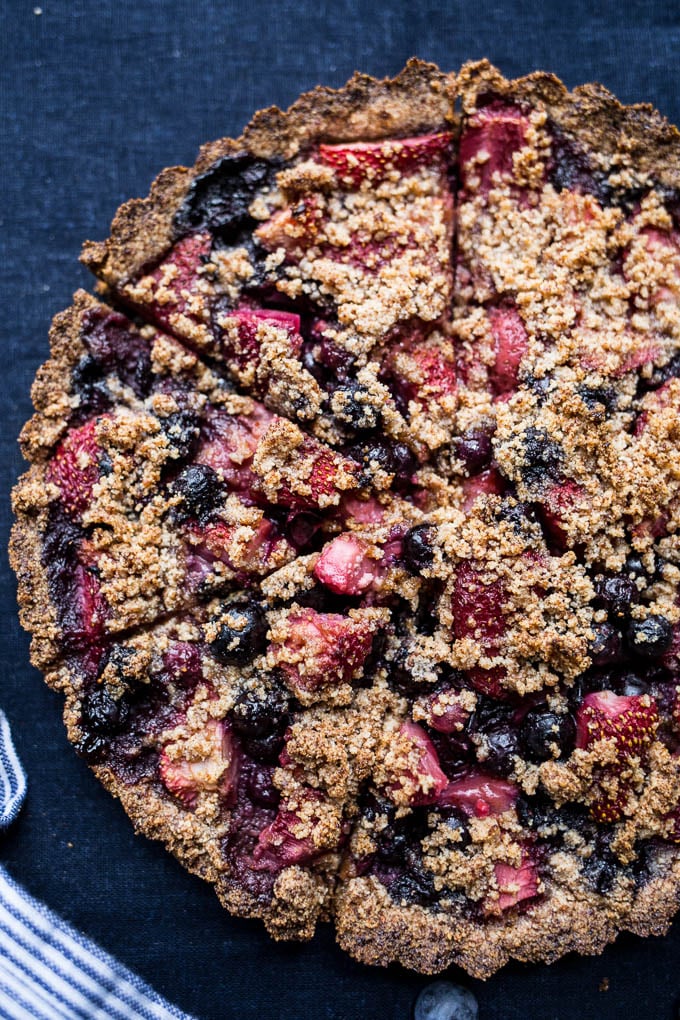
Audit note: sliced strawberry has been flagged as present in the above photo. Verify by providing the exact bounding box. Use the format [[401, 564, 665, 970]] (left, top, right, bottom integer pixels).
[[252, 800, 323, 872], [255, 194, 322, 255], [220, 308, 303, 374], [438, 771, 518, 817], [141, 232, 212, 332], [196, 406, 274, 495], [276, 441, 359, 511], [452, 560, 506, 645], [487, 307, 529, 395], [270, 608, 380, 693], [462, 465, 507, 510], [575, 690, 659, 753], [424, 688, 472, 734], [313, 534, 377, 595], [575, 690, 659, 823], [318, 132, 453, 188], [536, 480, 585, 550], [186, 517, 293, 580], [159, 719, 238, 809], [389, 721, 449, 807], [484, 852, 540, 915], [47, 418, 105, 519], [459, 103, 530, 194], [66, 561, 108, 648], [338, 494, 386, 525]]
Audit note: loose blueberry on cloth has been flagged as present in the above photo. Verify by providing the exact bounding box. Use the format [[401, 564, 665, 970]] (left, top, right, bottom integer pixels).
[[0, 709, 195, 1020]]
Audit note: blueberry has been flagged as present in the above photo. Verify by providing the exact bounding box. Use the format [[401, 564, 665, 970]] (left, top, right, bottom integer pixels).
[[389, 865, 436, 906], [161, 411, 201, 461], [387, 647, 423, 696], [498, 499, 537, 532], [171, 464, 222, 519], [522, 427, 563, 484], [403, 524, 435, 573], [479, 723, 519, 775], [82, 687, 128, 735], [231, 681, 289, 738], [595, 575, 639, 620], [627, 616, 673, 658], [588, 622, 624, 666], [242, 760, 280, 808], [210, 602, 268, 665], [454, 428, 493, 475], [583, 850, 618, 894], [612, 672, 649, 697], [330, 383, 380, 432], [519, 708, 575, 762], [242, 730, 285, 763], [346, 437, 417, 488], [437, 807, 471, 849], [624, 553, 653, 581], [414, 980, 479, 1020]]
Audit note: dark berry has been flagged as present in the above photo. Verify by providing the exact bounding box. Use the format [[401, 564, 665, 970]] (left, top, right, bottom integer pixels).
[[498, 499, 537, 532], [173, 152, 282, 240], [330, 383, 380, 432], [522, 427, 563, 484], [242, 760, 280, 809], [210, 602, 268, 665], [230, 681, 289, 738], [479, 723, 519, 775], [627, 615, 673, 658], [577, 385, 617, 413], [588, 622, 624, 666], [583, 850, 618, 894], [171, 464, 222, 519], [76, 732, 108, 762], [624, 553, 653, 581], [161, 411, 201, 462], [612, 672, 649, 697], [81, 687, 128, 735], [284, 511, 322, 551], [594, 575, 639, 620], [437, 807, 471, 848], [519, 708, 575, 762], [402, 524, 435, 573], [242, 730, 285, 763], [346, 437, 417, 488], [455, 427, 493, 475]]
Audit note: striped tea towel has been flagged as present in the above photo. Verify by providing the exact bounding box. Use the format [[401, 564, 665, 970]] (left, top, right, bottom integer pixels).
[[0, 709, 195, 1020]]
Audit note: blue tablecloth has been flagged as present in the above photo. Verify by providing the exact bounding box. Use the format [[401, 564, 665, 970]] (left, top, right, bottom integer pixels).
[[2, 2, 680, 1017]]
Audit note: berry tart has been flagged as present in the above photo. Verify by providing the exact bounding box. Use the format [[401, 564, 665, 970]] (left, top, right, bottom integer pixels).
[[11, 60, 680, 978]]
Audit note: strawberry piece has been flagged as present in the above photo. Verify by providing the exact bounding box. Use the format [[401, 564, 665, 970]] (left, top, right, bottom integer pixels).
[[536, 480, 585, 550], [459, 103, 530, 193], [221, 308, 303, 373], [252, 803, 322, 872], [143, 232, 212, 332], [452, 561, 506, 645], [276, 442, 359, 511], [575, 690, 659, 753], [575, 690, 659, 823], [487, 307, 529, 395], [159, 719, 238, 809], [270, 608, 379, 693], [438, 772, 518, 817], [196, 406, 273, 495], [313, 534, 376, 595], [318, 132, 453, 188], [339, 494, 386, 525], [424, 688, 472, 734], [186, 517, 292, 580], [462, 466, 506, 510], [484, 852, 540, 915], [452, 560, 508, 696], [389, 721, 449, 806], [47, 418, 105, 519], [66, 561, 108, 648]]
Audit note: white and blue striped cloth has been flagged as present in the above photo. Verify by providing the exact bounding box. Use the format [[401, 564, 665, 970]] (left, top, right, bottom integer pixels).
[[0, 710, 194, 1020]]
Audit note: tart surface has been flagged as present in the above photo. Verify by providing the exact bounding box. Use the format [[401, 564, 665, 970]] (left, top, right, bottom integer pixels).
[[11, 60, 680, 978]]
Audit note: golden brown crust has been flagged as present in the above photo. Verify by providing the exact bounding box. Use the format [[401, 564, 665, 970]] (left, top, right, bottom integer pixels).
[[458, 59, 680, 187], [80, 60, 455, 286]]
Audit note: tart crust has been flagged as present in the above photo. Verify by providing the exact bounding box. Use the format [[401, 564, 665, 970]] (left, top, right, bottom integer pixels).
[[12, 60, 680, 979]]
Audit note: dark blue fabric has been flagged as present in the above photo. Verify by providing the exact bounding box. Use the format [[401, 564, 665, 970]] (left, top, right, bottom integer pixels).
[[2, 2, 680, 1017]]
